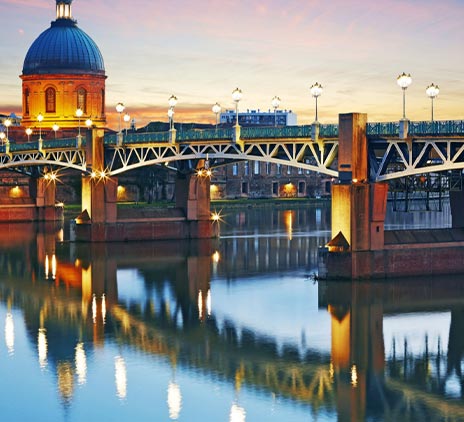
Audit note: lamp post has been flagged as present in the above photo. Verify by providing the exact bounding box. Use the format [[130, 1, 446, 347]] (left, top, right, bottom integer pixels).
[[75, 108, 83, 138], [4, 118, 11, 141], [310, 83, 323, 123], [271, 96, 281, 127], [52, 123, 59, 139], [232, 88, 242, 127], [397, 72, 412, 120], [37, 113, 44, 141], [168, 95, 177, 130], [25, 127, 32, 142], [426, 83, 439, 122], [212, 103, 221, 131], [123, 113, 130, 136]]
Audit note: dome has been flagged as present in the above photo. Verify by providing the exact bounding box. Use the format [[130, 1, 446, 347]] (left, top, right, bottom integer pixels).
[[22, 19, 105, 76]]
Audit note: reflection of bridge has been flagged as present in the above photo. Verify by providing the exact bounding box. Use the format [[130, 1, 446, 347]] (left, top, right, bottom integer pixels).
[[1, 228, 464, 420]]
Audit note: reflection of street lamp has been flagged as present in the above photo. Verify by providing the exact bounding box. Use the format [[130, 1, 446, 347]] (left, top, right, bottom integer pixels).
[[25, 127, 32, 142], [426, 83, 439, 122], [232, 88, 242, 127], [212, 102, 221, 130], [52, 123, 59, 139], [123, 113, 130, 136], [37, 113, 44, 141], [397, 72, 412, 120], [4, 118, 11, 141], [310, 82, 323, 122], [76, 108, 83, 138], [271, 96, 281, 127]]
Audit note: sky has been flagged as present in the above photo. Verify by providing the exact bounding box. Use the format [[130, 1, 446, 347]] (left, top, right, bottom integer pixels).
[[0, 0, 463, 129]]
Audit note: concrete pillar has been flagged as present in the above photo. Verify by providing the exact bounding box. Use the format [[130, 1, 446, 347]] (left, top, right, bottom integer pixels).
[[31, 177, 58, 221], [330, 113, 388, 252], [77, 129, 117, 238]]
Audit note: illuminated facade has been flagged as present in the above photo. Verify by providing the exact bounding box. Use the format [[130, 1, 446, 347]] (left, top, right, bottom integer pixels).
[[20, 0, 106, 129]]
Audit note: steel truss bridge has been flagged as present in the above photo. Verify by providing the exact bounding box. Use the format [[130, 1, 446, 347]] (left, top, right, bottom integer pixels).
[[1, 120, 464, 183]]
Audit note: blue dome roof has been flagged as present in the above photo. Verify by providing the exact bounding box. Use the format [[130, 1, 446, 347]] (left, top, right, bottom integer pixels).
[[22, 19, 105, 76]]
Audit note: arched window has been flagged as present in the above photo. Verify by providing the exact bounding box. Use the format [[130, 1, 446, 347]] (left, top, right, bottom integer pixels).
[[77, 88, 87, 113], [101, 89, 105, 116], [45, 87, 56, 113], [24, 89, 30, 116]]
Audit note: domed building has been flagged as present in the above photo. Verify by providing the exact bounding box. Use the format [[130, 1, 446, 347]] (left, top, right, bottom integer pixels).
[[20, 0, 106, 129]]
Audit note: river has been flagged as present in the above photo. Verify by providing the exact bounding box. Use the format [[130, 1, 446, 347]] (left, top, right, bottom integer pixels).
[[0, 201, 462, 422]]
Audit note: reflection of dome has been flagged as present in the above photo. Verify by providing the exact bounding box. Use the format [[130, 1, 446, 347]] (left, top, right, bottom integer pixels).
[[22, 19, 105, 76]]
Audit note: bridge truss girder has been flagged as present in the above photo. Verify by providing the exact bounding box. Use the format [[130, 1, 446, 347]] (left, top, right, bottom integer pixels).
[[105, 139, 339, 177], [370, 137, 464, 182]]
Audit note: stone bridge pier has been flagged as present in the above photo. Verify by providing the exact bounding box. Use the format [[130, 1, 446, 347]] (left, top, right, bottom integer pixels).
[[74, 129, 214, 242]]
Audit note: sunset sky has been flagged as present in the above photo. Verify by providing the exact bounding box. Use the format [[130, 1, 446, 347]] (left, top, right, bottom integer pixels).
[[0, 0, 463, 128]]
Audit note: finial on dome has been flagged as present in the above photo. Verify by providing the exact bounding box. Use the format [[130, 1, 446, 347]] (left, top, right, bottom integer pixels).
[[56, 0, 73, 20]]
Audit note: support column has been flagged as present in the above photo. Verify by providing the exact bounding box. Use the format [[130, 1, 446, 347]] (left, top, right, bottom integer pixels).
[[75, 129, 117, 241], [31, 177, 59, 221], [330, 113, 388, 252], [175, 169, 213, 238]]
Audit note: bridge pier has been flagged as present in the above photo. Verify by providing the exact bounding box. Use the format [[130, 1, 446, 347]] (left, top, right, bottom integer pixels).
[[450, 190, 464, 228], [74, 130, 215, 242]]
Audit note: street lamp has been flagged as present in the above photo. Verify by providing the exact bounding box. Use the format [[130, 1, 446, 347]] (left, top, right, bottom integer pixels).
[[232, 88, 242, 127], [4, 118, 11, 141], [37, 113, 44, 141], [271, 96, 281, 127], [310, 82, 323, 122], [168, 95, 177, 130], [116, 102, 125, 133], [76, 108, 83, 138], [52, 123, 59, 139], [123, 113, 130, 136], [397, 72, 412, 120], [426, 83, 439, 122], [25, 127, 32, 142], [85, 118, 93, 129], [212, 103, 221, 130]]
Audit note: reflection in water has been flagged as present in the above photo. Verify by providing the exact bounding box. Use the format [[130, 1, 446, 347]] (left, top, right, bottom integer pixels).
[[38, 328, 48, 368], [167, 381, 182, 420], [115, 356, 127, 399], [0, 209, 463, 421], [75, 342, 87, 385], [5, 312, 14, 355]]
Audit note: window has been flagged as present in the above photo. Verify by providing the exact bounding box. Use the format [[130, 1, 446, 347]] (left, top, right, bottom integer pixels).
[[244, 161, 249, 176], [241, 182, 248, 195], [253, 161, 260, 175], [298, 182, 305, 194], [101, 89, 105, 116], [272, 182, 279, 196], [77, 88, 87, 113], [276, 164, 282, 175], [232, 163, 238, 176], [45, 87, 56, 113], [287, 166, 292, 175], [266, 162, 271, 175], [24, 89, 30, 116]]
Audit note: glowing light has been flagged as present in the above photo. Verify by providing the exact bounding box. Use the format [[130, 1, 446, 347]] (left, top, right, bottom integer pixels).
[[168, 95, 178, 108], [232, 88, 242, 103], [57, 362, 74, 402], [101, 294, 106, 324], [51, 254, 57, 280], [230, 403, 246, 422], [115, 356, 127, 399], [352, 178, 358, 183], [211, 210, 222, 223], [91, 171, 97, 178], [196, 168, 204, 177], [167, 382, 182, 420], [45, 254, 49, 279], [198, 290, 203, 320], [206, 289, 211, 316], [397, 72, 412, 89], [57, 229, 64, 243], [75, 342, 87, 385], [37, 113, 44, 122], [212, 251, 220, 263], [38, 328, 48, 368], [85, 118, 92, 128], [310, 82, 323, 98], [92, 294, 97, 323], [5, 313, 14, 355], [75, 108, 83, 118], [205, 169, 213, 177], [351, 364, 358, 388]]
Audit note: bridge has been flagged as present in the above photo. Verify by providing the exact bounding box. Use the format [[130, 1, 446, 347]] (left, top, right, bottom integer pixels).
[[2, 114, 464, 278]]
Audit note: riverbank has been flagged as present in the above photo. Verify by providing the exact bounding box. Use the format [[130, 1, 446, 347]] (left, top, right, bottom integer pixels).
[[63, 197, 330, 218]]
